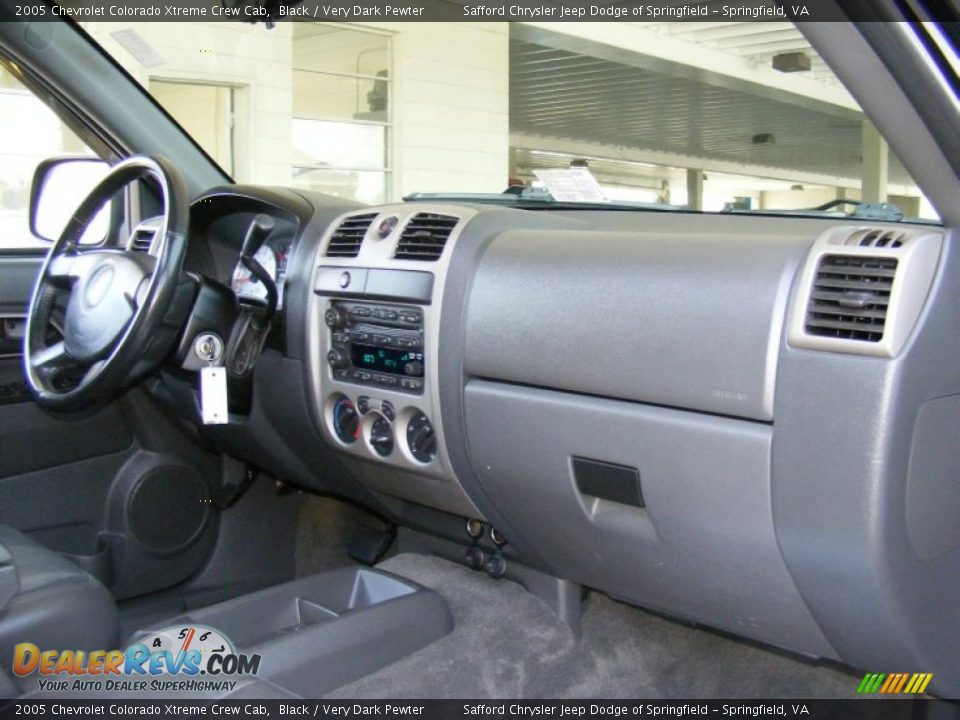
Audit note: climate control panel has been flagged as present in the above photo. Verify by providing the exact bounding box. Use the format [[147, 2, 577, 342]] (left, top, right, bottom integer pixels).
[[326, 392, 436, 466]]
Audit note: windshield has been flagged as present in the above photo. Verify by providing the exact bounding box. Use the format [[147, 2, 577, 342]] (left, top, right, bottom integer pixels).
[[74, 19, 940, 222]]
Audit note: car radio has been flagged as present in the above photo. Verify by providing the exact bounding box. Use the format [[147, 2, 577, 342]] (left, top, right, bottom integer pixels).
[[324, 301, 425, 394]]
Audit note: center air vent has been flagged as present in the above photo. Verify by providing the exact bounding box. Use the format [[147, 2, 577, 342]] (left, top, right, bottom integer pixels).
[[805, 254, 898, 342], [326, 213, 377, 258], [394, 213, 458, 261]]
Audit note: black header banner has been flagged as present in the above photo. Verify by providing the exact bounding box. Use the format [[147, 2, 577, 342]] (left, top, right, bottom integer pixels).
[[0, 699, 954, 720], [4, 0, 932, 23]]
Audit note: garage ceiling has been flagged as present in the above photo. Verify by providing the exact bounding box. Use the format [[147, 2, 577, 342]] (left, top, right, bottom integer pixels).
[[509, 24, 914, 188]]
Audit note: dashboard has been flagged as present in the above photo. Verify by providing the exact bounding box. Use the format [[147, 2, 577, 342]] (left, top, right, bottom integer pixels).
[[162, 185, 959, 697]]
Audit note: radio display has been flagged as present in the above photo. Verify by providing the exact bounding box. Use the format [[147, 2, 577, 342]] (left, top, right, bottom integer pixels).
[[351, 344, 424, 377]]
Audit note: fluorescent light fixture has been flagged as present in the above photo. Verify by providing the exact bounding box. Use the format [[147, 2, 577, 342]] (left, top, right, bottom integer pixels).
[[110, 29, 166, 68]]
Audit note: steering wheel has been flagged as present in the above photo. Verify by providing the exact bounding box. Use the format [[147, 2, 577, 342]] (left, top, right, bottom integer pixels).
[[24, 155, 189, 411]]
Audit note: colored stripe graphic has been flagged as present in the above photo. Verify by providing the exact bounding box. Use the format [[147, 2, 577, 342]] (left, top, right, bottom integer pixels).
[[858, 673, 885, 693], [879, 674, 897, 693], [859, 672, 933, 694]]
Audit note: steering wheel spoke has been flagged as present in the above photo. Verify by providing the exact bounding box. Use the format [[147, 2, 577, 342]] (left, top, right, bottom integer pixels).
[[29, 341, 76, 377], [46, 252, 78, 283], [47, 249, 105, 284], [77, 360, 106, 390]]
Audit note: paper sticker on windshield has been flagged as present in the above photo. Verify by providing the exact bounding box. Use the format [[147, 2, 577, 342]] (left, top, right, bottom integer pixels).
[[534, 167, 607, 203]]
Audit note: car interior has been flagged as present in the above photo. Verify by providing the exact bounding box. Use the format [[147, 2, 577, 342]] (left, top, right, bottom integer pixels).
[[0, 4, 958, 702]]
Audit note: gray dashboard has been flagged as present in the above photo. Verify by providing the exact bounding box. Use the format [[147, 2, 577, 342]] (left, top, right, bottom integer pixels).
[[176, 189, 959, 697]]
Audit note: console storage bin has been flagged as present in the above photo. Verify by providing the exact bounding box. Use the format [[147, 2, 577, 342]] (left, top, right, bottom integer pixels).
[[131, 564, 452, 697]]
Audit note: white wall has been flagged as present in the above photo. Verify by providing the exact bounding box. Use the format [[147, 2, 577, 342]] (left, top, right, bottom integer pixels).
[[83, 21, 510, 201], [85, 21, 294, 186], [370, 22, 510, 196]]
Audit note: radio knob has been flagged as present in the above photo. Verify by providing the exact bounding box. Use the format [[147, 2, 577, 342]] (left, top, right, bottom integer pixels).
[[403, 360, 424, 376], [324, 307, 347, 330], [327, 348, 350, 369]]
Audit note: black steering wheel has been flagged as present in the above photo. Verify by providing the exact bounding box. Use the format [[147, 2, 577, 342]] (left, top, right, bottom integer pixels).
[[24, 155, 189, 411]]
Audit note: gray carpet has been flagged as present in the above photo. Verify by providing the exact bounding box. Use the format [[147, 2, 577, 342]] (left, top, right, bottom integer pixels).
[[294, 495, 391, 577], [327, 553, 862, 699]]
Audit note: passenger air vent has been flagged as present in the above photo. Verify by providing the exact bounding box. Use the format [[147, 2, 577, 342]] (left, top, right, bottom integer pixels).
[[843, 228, 907, 248], [326, 213, 377, 258], [127, 217, 161, 253], [394, 213, 459, 261], [805, 254, 897, 342]]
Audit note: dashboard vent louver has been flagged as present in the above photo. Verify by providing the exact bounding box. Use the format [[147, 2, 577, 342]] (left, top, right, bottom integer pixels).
[[394, 213, 459, 261], [128, 218, 161, 253], [130, 228, 155, 253], [805, 254, 898, 343], [326, 213, 377, 258], [844, 228, 907, 248]]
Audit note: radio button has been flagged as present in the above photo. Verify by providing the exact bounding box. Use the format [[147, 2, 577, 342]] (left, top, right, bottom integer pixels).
[[353, 370, 372, 382], [382, 310, 398, 320], [327, 348, 349, 370], [324, 307, 347, 330], [333, 332, 350, 343], [404, 360, 424, 376], [351, 306, 371, 318]]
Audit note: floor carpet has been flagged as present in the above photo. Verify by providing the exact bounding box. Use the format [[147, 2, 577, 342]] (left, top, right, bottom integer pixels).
[[327, 553, 862, 699]]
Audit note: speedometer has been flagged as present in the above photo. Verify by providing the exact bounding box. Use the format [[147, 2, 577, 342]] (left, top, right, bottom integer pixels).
[[231, 245, 277, 303]]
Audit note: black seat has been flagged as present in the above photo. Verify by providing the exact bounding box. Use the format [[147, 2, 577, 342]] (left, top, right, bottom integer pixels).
[[0, 525, 118, 663]]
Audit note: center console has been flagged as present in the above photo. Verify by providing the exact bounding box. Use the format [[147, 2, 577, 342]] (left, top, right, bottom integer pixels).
[[131, 566, 452, 698], [306, 205, 482, 519]]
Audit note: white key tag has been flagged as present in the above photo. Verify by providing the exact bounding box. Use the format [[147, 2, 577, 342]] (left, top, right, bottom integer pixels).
[[200, 366, 229, 425]]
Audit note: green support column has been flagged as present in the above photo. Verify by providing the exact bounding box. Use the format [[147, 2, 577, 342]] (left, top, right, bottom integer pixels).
[[861, 119, 888, 204], [686, 168, 703, 211]]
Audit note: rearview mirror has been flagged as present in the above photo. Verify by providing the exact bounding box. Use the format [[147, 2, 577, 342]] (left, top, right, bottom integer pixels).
[[30, 156, 111, 244]]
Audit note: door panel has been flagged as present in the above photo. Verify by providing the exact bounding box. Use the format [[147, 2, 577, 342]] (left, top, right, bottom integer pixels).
[[0, 256, 40, 315], [0, 255, 39, 403], [0, 236, 219, 602]]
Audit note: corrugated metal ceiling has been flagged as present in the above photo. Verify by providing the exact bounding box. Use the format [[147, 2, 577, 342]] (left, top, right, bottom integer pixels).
[[509, 23, 913, 187]]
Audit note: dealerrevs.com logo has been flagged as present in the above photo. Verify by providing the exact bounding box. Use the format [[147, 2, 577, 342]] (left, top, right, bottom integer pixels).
[[13, 625, 261, 694]]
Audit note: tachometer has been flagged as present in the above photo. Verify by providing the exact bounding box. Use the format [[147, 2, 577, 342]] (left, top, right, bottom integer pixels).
[[231, 245, 277, 302]]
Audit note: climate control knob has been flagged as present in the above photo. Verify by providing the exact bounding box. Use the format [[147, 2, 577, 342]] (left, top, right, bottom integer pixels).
[[327, 348, 349, 369], [332, 397, 360, 444], [369, 414, 394, 457], [406, 412, 437, 464]]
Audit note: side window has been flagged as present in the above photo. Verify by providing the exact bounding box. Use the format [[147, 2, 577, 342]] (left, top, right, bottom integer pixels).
[[0, 64, 100, 250]]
